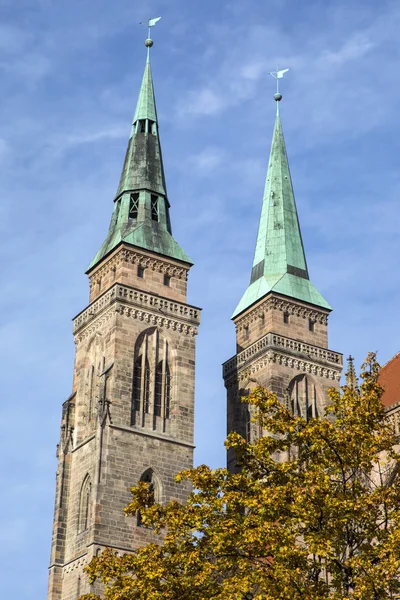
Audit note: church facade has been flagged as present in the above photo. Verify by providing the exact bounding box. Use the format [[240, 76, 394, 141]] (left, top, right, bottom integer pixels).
[[47, 36, 344, 600], [47, 38, 200, 600]]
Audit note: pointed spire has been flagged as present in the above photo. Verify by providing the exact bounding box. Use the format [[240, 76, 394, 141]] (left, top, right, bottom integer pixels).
[[232, 91, 331, 318], [88, 32, 191, 272], [345, 355, 359, 392]]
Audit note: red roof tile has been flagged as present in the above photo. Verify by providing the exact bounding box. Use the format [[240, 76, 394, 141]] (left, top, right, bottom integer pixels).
[[380, 352, 400, 408]]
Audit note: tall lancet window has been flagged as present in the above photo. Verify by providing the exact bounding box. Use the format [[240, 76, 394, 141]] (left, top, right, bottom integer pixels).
[[288, 375, 319, 421], [131, 328, 173, 428], [154, 359, 172, 418], [78, 475, 91, 533]]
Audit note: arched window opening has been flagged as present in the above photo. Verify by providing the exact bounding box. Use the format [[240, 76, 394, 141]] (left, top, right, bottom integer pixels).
[[289, 375, 319, 422], [137, 469, 160, 527], [78, 476, 91, 533], [129, 193, 139, 219], [131, 330, 173, 427], [151, 195, 159, 222]]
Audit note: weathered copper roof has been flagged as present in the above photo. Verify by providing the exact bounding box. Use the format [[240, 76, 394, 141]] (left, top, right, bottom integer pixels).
[[232, 108, 331, 318], [87, 45, 191, 272]]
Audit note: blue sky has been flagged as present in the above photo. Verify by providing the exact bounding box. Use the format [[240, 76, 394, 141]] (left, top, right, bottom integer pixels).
[[2, 0, 400, 597]]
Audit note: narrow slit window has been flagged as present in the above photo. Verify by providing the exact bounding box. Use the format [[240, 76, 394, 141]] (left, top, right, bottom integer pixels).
[[151, 195, 159, 222], [244, 326, 249, 339], [148, 120, 154, 134], [163, 274, 170, 286], [283, 312, 290, 324], [309, 319, 315, 332], [140, 120, 146, 133], [165, 363, 171, 419], [137, 266, 145, 278], [129, 193, 139, 219], [132, 356, 142, 415], [154, 361, 163, 417]]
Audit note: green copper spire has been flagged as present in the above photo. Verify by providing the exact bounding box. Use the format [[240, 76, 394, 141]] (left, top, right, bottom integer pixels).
[[88, 32, 191, 272], [232, 94, 331, 318]]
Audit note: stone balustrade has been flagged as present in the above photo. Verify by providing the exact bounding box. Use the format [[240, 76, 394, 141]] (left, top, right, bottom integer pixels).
[[223, 332, 343, 378]]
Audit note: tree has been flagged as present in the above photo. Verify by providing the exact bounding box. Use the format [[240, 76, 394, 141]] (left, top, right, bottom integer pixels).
[[81, 354, 400, 599]]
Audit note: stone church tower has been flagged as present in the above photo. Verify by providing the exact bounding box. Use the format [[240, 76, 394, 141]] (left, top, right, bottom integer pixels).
[[223, 92, 342, 472], [47, 36, 200, 600]]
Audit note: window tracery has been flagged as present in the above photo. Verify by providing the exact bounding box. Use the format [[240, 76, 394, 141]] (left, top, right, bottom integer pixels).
[[131, 329, 172, 428], [288, 374, 320, 421]]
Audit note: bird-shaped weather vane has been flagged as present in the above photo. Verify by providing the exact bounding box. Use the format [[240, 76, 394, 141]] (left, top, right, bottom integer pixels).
[[268, 67, 289, 113], [140, 15, 162, 50]]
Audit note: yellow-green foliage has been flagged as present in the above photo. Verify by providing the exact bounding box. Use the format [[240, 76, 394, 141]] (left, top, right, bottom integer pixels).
[[81, 353, 400, 599]]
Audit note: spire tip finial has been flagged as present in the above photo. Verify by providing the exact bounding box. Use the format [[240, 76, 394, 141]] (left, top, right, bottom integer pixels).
[[145, 38, 154, 48]]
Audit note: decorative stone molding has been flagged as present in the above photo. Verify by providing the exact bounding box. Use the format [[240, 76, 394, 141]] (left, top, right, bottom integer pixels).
[[223, 332, 342, 378], [235, 295, 329, 333], [74, 283, 200, 335], [120, 247, 189, 280], [74, 301, 199, 344], [88, 246, 189, 289], [75, 306, 117, 344], [62, 556, 88, 575], [224, 348, 341, 387], [117, 305, 198, 336]]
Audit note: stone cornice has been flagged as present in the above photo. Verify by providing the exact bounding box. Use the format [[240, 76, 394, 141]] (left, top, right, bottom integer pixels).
[[223, 332, 342, 385], [224, 349, 342, 389], [74, 283, 200, 334], [235, 295, 329, 332], [88, 245, 189, 289], [74, 284, 200, 343]]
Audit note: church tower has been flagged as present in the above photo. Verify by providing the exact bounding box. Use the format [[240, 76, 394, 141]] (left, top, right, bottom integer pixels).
[[47, 32, 200, 600], [223, 85, 342, 472]]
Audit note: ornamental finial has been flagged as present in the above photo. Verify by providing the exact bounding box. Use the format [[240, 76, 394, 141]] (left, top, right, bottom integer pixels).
[[140, 16, 161, 56], [269, 67, 289, 113]]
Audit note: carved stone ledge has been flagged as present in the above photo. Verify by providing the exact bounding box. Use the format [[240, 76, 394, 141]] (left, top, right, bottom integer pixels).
[[235, 295, 329, 332], [74, 283, 201, 334], [223, 332, 342, 378], [74, 301, 199, 344], [117, 305, 198, 337], [88, 246, 190, 289], [224, 349, 342, 387]]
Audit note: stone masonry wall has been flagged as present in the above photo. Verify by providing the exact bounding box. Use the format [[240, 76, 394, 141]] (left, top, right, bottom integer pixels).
[[48, 248, 200, 600]]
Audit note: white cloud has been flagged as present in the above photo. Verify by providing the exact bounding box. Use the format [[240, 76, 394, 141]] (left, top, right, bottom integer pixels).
[[188, 146, 224, 172]]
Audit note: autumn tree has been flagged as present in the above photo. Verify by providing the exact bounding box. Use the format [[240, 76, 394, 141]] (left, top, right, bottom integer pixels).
[[81, 354, 400, 600]]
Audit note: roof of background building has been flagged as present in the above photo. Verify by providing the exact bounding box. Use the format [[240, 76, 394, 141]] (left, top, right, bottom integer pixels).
[[380, 352, 400, 407]]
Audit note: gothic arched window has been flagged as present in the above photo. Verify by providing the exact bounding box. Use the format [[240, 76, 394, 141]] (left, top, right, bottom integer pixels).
[[78, 475, 91, 533], [131, 329, 172, 427], [137, 468, 161, 527], [288, 375, 319, 421]]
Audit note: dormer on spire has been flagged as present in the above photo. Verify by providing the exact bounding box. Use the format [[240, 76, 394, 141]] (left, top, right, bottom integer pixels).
[[232, 87, 331, 318], [88, 23, 191, 272]]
